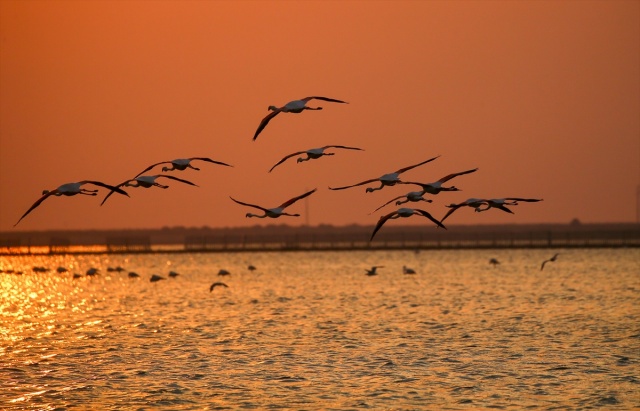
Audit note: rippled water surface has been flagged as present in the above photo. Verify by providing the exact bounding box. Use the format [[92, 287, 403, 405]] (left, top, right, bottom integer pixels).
[[1, 248, 639, 410]]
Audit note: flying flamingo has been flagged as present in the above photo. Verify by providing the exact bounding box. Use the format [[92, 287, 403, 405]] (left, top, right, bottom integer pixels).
[[369, 167, 478, 213], [253, 96, 348, 141], [439, 198, 490, 224], [370, 192, 433, 214], [101, 174, 198, 205], [269, 145, 363, 173], [14, 180, 129, 226], [477, 198, 543, 213], [230, 188, 316, 218], [134, 157, 233, 177], [370, 208, 446, 241], [398, 167, 479, 195], [329, 155, 440, 193]]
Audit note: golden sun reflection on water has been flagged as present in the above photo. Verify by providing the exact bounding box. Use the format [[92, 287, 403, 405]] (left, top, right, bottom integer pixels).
[[0, 249, 638, 409]]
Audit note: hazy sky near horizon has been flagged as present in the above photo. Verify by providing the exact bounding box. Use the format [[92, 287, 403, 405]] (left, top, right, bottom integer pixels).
[[1, 0, 638, 232]]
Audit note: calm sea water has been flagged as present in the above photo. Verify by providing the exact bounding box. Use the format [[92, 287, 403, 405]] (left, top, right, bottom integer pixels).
[[1, 248, 638, 410]]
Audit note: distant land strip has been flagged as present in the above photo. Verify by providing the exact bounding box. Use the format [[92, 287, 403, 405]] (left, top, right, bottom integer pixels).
[[2, 223, 638, 255]]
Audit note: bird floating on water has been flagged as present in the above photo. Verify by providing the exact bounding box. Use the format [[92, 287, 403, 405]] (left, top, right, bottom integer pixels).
[[128, 272, 140, 278], [168, 271, 180, 278], [371, 208, 446, 241], [329, 156, 440, 193], [403, 266, 416, 274], [269, 145, 363, 173], [218, 269, 231, 276], [150, 274, 165, 282], [253, 96, 348, 141], [210, 282, 229, 292], [14, 180, 129, 226], [541, 253, 560, 271], [101, 174, 198, 205], [230, 188, 316, 218], [86, 268, 99, 276], [489, 258, 500, 266], [134, 157, 233, 177]]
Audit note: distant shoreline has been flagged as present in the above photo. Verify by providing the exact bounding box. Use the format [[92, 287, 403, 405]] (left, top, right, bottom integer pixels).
[[2, 222, 638, 255]]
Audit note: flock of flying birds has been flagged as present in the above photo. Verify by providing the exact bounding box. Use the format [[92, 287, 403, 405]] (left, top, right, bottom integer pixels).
[[13, 95, 543, 241]]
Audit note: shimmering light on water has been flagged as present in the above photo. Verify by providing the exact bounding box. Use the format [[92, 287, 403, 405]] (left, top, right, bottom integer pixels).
[[1, 249, 638, 409]]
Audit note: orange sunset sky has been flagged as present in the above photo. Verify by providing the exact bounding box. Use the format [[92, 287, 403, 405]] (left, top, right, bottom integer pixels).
[[1, 0, 638, 232]]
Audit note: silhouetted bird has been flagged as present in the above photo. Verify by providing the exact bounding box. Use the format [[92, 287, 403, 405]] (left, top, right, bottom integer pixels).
[[150, 274, 165, 282], [365, 266, 384, 276], [218, 269, 231, 276], [541, 253, 560, 271], [128, 272, 140, 278], [253, 96, 348, 141], [403, 265, 416, 274], [330, 156, 440, 193], [133, 157, 232, 177], [210, 282, 229, 292], [489, 258, 500, 266], [371, 208, 445, 241], [168, 271, 180, 278], [14, 180, 129, 226], [230, 188, 316, 219], [269, 145, 363, 172]]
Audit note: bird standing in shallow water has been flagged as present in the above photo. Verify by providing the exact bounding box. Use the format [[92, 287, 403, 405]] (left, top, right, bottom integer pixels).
[[541, 253, 560, 271], [230, 188, 316, 218], [14, 180, 129, 226], [253, 96, 348, 141], [329, 156, 440, 193], [150, 274, 165, 282], [269, 145, 363, 173]]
